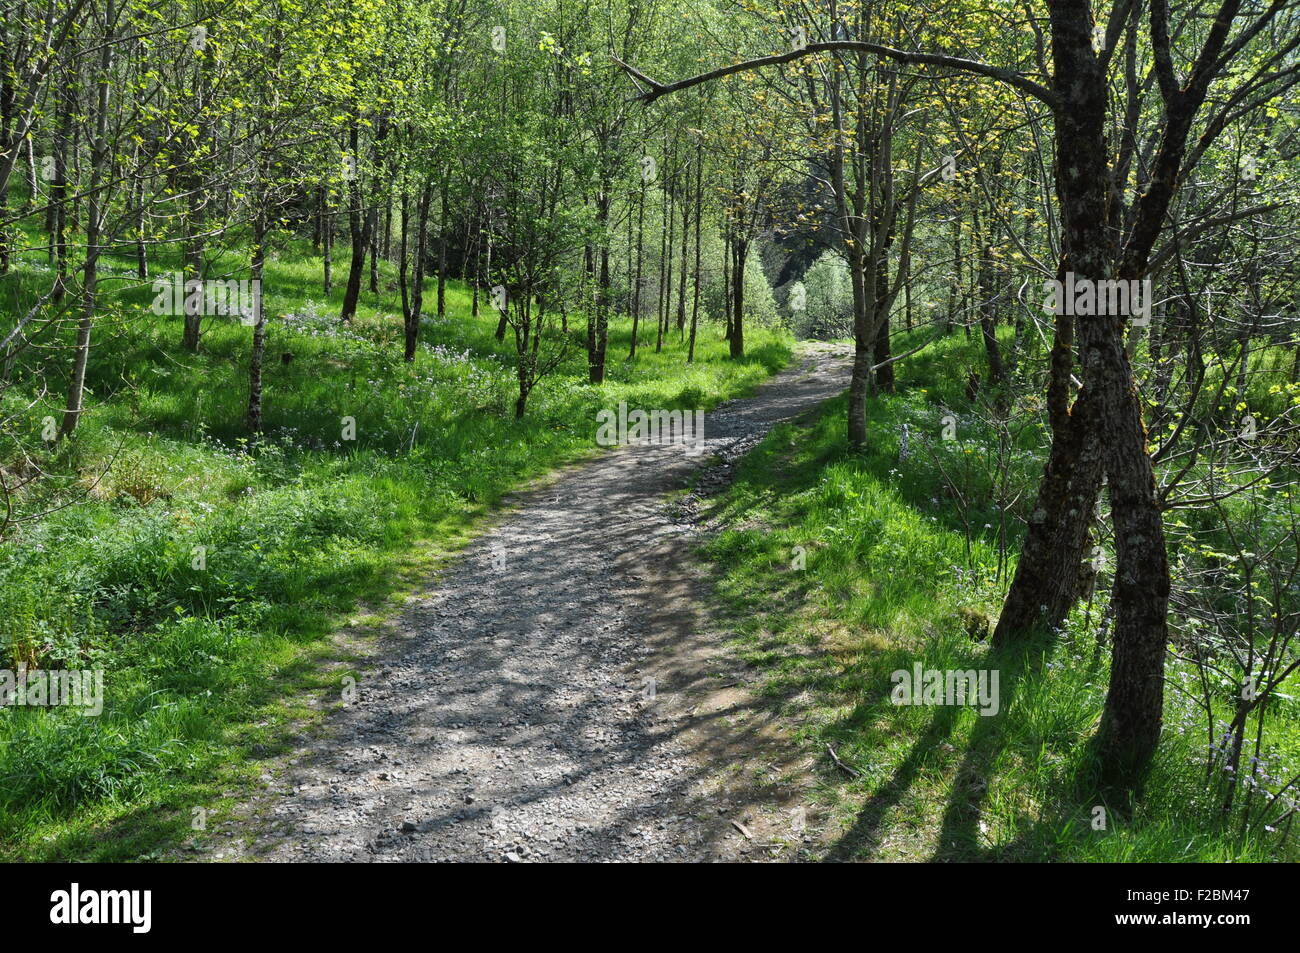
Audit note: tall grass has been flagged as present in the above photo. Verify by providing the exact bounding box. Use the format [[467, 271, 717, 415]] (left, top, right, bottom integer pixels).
[[701, 329, 1300, 862]]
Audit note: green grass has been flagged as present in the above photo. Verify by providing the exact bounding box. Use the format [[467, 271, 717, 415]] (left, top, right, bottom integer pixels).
[[0, 226, 792, 860], [699, 328, 1300, 862]]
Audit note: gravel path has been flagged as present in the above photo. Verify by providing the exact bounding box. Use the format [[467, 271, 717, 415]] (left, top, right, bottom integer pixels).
[[233, 342, 852, 862]]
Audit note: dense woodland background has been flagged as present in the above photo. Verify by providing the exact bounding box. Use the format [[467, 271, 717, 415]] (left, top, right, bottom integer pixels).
[[1, 0, 1300, 861]]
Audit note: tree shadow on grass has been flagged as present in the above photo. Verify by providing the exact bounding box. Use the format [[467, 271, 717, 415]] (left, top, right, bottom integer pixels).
[[821, 702, 966, 861], [929, 639, 1051, 861], [818, 635, 1060, 862]]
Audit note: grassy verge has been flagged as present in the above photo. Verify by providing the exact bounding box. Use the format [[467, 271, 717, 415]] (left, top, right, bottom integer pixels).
[[700, 329, 1299, 862], [0, 235, 791, 860]]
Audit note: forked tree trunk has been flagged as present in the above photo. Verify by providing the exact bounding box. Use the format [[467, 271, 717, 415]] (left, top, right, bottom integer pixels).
[[993, 386, 1104, 643], [1000, 0, 1180, 792]]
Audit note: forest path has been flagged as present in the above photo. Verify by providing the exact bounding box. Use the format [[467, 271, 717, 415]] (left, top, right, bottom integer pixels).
[[230, 341, 852, 862]]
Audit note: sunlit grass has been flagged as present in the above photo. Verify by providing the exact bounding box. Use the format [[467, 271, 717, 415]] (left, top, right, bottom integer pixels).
[[0, 224, 791, 860], [701, 330, 1300, 863]]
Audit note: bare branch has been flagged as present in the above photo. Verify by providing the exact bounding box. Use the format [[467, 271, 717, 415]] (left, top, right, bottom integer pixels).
[[612, 41, 1058, 110]]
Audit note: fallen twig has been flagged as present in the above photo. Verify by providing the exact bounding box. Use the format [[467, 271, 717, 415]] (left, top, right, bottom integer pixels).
[[826, 743, 861, 779]]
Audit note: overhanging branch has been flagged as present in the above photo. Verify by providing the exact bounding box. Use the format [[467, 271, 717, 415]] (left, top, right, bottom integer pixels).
[[613, 41, 1058, 111]]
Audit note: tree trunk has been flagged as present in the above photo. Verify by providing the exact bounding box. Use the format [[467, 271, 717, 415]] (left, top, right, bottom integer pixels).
[[398, 188, 410, 326], [404, 180, 431, 362], [730, 236, 746, 359], [246, 211, 269, 431], [182, 53, 208, 351], [688, 143, 703, 363], [339, 119, 371, 323], [846, 242, 870, 447], [436, 186, 447, 317], [722, 231, 731, 341], [60, 2, 114, 438], [657, 164, 672, 353], [49, 81, 70, 303], [977, 239, 1006, 396], [368, 204, 379, 294], [630, 180, 645, 359], [322, 188, 333, 294], [131, 146, 147, 279], [587, 188, 611, 383], [677, 167, 690, 336], [471, 212, 481, 317], [1094, 336, 1171, 790], [993, 385, 1104, 643], [181, 189, 204, 351]]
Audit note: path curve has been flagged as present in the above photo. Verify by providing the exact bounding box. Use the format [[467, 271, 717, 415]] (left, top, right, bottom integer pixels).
[[234, 342, 852, 862]]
